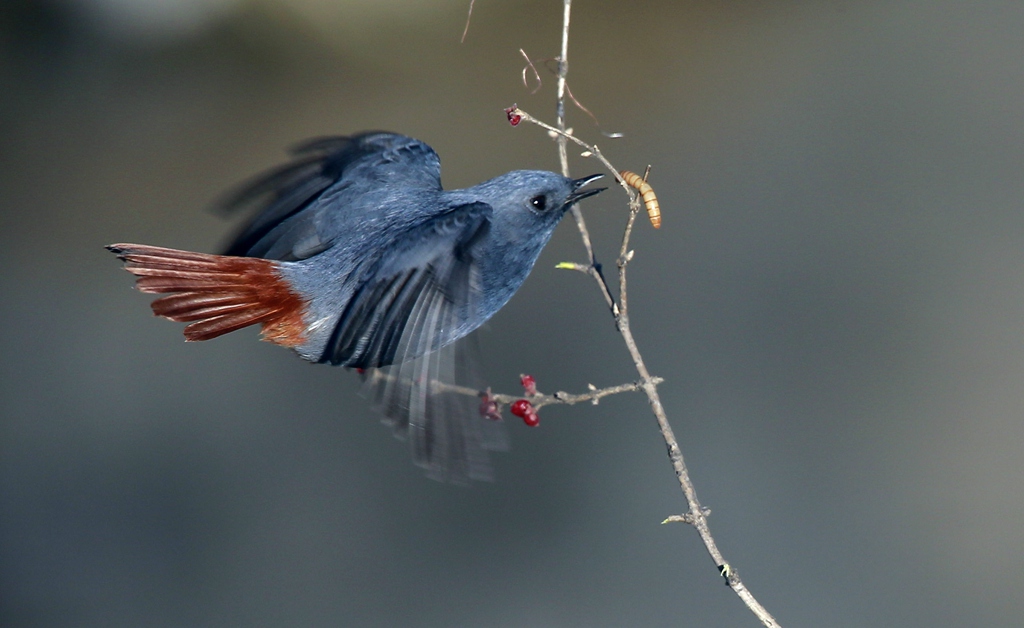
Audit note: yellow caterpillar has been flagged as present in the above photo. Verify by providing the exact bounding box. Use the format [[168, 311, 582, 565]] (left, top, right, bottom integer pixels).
[[619, 170, 660, 229]]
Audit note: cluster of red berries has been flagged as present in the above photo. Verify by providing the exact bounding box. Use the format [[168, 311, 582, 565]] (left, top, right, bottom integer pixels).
[[511, 373, 540, 426], [477, 373, 542, 427], [510, 398, 539, 427]]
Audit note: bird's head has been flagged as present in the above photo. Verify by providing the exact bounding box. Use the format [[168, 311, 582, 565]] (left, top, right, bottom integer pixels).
[[481, 170, 606, 232]]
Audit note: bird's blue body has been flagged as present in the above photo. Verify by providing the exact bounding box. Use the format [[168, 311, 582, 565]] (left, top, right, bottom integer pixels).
[[229, 133, 602, 368], [110, 132, 604, 482]]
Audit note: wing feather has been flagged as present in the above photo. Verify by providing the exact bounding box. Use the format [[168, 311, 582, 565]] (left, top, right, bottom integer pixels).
[[219, 132, 443, 260], [323, 201, 501, 482], [319, 201, 491, 369], [209, 134, 499, 481]]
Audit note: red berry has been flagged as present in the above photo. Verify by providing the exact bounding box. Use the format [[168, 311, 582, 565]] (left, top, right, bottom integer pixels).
[[519, 374, 537, 397], [510, 399, 532, 418], [505, 105, 522, 126], [522, 411, 540, 427]]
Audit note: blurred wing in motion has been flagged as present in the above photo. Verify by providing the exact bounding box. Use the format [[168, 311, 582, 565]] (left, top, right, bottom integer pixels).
[[363, 334, 508, 483], [219, 132, 443, 260], [319, 201, 492, 369], [210, 134, 504, 481], [319, 200, 504, 482]]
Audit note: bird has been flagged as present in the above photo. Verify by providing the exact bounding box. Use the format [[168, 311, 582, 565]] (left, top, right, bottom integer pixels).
[[108, 131, 605, 483]]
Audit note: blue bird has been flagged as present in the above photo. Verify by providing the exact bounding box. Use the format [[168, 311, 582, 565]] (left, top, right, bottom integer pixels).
[[108, 132, 605, 482]]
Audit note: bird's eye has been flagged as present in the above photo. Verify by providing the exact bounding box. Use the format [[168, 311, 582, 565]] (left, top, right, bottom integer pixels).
[[530, 195, 547, 211]]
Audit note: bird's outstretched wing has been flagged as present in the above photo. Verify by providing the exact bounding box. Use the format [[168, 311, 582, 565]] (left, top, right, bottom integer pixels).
[[219, 132, 443, 260], [318, 200, 504, 482], [215, 135, 502, 482], [320, 200, 491, 369]]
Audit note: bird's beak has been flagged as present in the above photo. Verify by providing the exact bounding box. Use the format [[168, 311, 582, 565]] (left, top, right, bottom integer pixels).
[[566, 173, 606, 206]]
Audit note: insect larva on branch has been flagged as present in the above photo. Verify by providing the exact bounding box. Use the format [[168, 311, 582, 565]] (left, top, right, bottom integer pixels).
[[619, 170, 661, 229]]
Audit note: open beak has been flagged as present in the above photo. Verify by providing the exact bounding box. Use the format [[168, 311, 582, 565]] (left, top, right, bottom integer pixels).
[[566, 173, 606, 206]]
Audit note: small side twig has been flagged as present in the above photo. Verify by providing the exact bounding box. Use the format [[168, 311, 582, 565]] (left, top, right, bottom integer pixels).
[[536, 377, 663, 410], [510, 107, 630, 193], [519, 49, 542, 94], [562, 82, 600, 127], [363, 369, 657, 412], [661, 509, 711, 525], [460, 0, 476, 43], [552, 2, 602, 288], [509, 105, 633, 317]]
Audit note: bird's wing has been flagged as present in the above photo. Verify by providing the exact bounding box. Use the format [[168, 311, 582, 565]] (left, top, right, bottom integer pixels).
[[320, 200, 506, 482], [219, 132, 443, 260], [320, 200, 491, 369]]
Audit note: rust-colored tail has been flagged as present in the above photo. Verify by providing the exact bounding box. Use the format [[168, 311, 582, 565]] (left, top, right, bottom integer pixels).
[[108, 243, 308, 347]]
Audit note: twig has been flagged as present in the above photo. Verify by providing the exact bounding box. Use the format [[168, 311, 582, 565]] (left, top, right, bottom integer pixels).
[[502, 377, 663, 410], [507, 107, 632, 195], [562, 82, 600, 127], [662, 509, 710, 525], [510, 105, 626, 316], [553, 0, 600, 282], [460, 0, 476, 43], [510, 2, 783, 625], [363, 369, 658, 411], [523, 54, 608, 132], [519, 49, 542, 94]]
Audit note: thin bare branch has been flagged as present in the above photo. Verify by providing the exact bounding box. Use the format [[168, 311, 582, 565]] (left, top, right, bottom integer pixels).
[[460, 0, 476, 43], [508, 107, 637, 199], [530, 57, 620, 137], [552, 0, 602, 279], [363, 369, 657, 412], [563, 82, 600, 127], [514, 3, 783, 624], [509, 377, 663, 411], [519, 49, 542, 94], [662, 509, 711, 525], [554, 260, 617, 314]]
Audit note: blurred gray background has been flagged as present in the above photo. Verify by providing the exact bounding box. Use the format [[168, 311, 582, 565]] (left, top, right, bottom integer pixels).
[[3, 0, 1023, 625]]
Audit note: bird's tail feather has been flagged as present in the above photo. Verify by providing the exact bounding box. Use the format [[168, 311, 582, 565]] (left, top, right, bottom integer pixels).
[[107, 243, 308, 347]]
